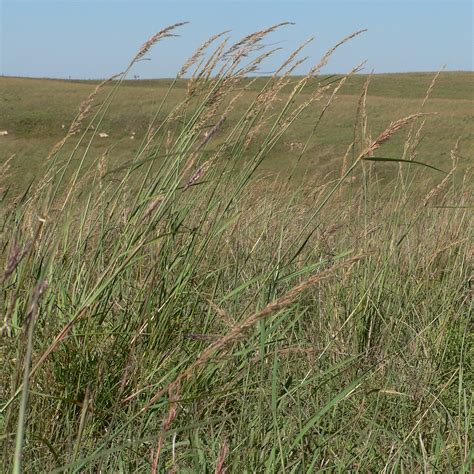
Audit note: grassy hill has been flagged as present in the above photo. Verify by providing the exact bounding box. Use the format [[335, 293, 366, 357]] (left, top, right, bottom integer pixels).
[[1, 72, 473, 194]]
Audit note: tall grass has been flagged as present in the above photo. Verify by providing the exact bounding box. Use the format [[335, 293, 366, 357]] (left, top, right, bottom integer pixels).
[[1, 25, 472, 472]]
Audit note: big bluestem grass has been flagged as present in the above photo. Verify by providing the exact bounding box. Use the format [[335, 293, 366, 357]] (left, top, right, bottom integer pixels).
[[1, 25, 472, 473]]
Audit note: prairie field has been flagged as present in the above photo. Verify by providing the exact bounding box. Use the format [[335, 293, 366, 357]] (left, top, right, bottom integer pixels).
[[1, 71, 473, 194], [0, 25, 473, 473]]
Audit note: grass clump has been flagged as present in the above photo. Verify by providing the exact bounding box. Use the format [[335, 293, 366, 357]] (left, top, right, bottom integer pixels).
[[1, 24, 472, 472]]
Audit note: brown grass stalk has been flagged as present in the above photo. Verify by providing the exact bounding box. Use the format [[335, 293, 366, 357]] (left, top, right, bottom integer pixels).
[[131, 22, 188, 65], [179, 30, 230, 79]]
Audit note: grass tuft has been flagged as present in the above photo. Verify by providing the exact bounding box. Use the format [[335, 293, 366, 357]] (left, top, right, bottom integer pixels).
[[1, 25, 472, 472]]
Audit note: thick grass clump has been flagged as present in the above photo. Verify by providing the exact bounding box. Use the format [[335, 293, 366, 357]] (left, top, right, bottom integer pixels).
[[1, 24, 472, 472]]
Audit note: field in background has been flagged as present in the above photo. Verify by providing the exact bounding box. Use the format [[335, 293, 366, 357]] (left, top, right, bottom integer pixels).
[[0, 26, 472, 473], [1, 72, 473, 194]]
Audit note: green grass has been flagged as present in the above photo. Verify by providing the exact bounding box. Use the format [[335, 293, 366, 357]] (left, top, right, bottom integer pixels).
[[1, 71, 473, 194], [1, 25, 473, 472]]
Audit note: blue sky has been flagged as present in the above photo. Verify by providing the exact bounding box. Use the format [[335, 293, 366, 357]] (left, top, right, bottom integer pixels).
[[1, 0, 472, 78]]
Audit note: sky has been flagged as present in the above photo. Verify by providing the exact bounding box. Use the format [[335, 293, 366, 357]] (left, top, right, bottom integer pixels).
[[1, 0, 472, 79]]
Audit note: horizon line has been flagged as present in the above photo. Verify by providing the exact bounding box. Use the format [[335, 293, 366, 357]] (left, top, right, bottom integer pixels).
[[2, 70, 473, 82]]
